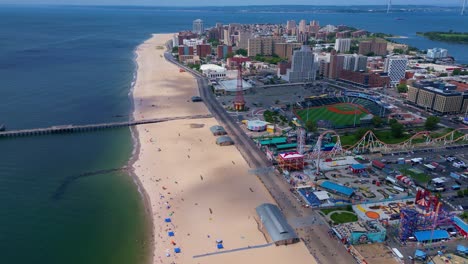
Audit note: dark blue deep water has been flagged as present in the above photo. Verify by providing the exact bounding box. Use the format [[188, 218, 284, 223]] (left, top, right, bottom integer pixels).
[[0, 5, 466, 264]]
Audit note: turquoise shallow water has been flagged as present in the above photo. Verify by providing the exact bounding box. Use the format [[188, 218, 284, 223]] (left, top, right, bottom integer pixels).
[[0, 5, 466, 264]]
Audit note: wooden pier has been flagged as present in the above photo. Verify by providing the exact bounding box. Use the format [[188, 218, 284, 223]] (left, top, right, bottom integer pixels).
[[0, 114, 212, 138]]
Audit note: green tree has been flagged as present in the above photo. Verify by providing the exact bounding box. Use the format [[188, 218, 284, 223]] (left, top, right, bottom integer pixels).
[[226, 52, 234, 59], [464, 188, 468, 196], [453, 68, 462, 75], [439, 72, 448, 77], [305, 120, 317, 133], [366, 52, 375, 56], [355, 128, 369, 140], [424, 116, 440, 131], [397, 84, 408, 93], [208, 38, 220, 47], [263, 110, 274, 123], [390, 122, 404, 138], [372, 116, 383, 128], [236, 49, 248, 56], [172, 46, 179, 53], [460, 211, 468, 221], [389, 118, 398, 125], [393, 48, 404, 54], [457, 190, 464, 197]]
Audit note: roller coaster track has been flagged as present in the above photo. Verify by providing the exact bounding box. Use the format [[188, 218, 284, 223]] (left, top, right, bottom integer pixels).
[[343, 128, 468, 154], [308, 128, 468, 159]]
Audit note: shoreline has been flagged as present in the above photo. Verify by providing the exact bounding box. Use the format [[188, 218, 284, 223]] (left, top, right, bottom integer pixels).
[[130, 33, 316, 264], [128, 34, 156, 264]]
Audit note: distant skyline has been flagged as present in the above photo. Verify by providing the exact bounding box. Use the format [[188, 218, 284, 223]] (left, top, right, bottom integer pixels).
[[0, 0, 463, 7]]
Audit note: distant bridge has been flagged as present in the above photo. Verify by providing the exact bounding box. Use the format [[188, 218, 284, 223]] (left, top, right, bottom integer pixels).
[[0, 114, 212, 138]]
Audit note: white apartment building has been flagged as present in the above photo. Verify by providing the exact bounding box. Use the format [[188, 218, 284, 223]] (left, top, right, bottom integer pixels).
[[286, 45, 316, 83], [183, 38, 204, 47], [426, 48, 448, 59], [192, 19, 204, 34], [384, 56, 408, 86], [335, 38, 351, 53]]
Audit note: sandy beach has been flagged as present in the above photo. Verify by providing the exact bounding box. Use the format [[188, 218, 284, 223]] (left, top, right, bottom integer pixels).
[[132, 34, 316, 264]]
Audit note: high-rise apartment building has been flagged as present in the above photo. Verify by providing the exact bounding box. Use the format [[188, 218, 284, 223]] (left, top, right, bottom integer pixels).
[[223, 29, 231, 45], [358, 38, 387, 56], [192, 19, 204, 34], [298, 19, 307, 33], [247, 37, 273, 56], [177, 31, 198, 46], [217, 45, 233, 59], [334, 38, 352, 53], [286, 20, 297, 31], [328, 50, 344, 79], [342, 55, 356, 71], [196, 44, 211, 58], [237, 31, 251, 50], [384, 56, 408, 86], [341, 54, 367, 72], [286, 45, 316, 83], [274, 43, 302, 61], [309, 20, 320, 34], [336, 31, 351, 39], [178, 45, 194, 56]]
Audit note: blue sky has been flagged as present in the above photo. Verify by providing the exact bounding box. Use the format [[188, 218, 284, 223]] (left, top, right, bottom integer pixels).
[[0, 0, 461, 6]]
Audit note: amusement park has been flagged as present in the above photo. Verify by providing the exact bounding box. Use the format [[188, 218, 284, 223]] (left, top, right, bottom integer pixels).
[[218, 79, 468, 263]]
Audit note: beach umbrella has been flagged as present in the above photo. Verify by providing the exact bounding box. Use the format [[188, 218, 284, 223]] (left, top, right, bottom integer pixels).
[[168, 231, 174, 237], [216, 239, 223, 244], [174, 247, 181, 253], [165, 218, 171, 223]]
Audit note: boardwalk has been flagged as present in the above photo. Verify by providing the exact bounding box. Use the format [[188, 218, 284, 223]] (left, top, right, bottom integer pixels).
[[192, 243, 274, 258], [0, 114, 212, 138]]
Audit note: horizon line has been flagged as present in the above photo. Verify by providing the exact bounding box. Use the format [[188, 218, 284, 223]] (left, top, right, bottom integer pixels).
[[0, 3, 461, 7]]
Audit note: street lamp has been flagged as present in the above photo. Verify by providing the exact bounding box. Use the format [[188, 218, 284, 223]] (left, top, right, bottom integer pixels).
[[353, 103, 357, 127]]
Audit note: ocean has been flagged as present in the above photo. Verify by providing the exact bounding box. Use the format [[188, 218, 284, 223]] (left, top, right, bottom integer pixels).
[[0, 5, 466, 264]]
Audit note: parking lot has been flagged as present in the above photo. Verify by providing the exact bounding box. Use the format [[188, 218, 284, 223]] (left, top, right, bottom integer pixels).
[[216, 83, 337, 118], [376, 149, 468, 210]]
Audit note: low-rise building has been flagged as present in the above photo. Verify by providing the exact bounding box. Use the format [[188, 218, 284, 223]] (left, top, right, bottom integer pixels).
[[255, 203, 299, 246], [427, 48, 448, 59], [332, 221, 386, 245], [338, 70, 390, 88], [200, 64, 237, 79]]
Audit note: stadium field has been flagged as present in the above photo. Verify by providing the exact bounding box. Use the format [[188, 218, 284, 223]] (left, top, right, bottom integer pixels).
[[295, 103, 369, 127]]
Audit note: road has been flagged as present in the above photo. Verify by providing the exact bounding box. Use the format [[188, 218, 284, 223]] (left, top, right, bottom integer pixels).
[[164, 52, 357, 264]]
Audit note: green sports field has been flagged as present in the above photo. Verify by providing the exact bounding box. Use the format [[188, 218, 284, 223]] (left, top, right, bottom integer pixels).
[[295, 103, 369, 127]]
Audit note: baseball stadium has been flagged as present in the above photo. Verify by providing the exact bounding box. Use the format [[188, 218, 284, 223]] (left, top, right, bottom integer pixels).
[[295, 93, 388, 128]]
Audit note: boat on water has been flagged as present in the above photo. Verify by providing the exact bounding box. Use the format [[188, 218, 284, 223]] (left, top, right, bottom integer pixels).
[[395, 17, 404, 20], [0, 124, 5, 131]]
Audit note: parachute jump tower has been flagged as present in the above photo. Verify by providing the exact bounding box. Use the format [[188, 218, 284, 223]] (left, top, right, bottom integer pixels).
[[233, 64, 246, 111]]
